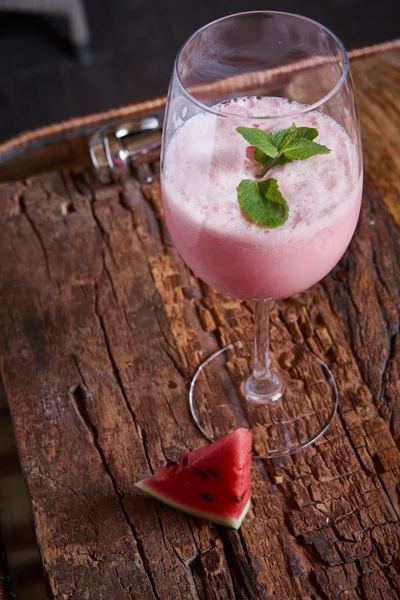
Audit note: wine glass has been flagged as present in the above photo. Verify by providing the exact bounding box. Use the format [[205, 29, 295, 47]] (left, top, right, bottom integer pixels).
[[160, 11, 363, 458]]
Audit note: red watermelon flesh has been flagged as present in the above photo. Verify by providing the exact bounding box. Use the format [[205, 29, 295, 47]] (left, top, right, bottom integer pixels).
[[135, 428, 252, 529]]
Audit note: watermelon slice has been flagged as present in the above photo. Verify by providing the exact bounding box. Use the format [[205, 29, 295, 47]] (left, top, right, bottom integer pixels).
[[135, 428, 252, 529]]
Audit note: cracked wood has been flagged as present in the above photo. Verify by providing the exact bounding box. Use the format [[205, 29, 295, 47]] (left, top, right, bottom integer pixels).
[[0, 48, 400, 599]]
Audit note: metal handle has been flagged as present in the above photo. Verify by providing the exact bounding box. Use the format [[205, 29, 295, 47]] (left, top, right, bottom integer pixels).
[[89, 112, 163, 173]]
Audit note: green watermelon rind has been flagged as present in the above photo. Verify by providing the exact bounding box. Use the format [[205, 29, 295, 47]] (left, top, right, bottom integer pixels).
[[135, 480, 251, 530]]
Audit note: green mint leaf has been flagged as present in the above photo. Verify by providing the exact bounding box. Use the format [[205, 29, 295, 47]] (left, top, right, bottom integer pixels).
[[271, 125, 295, 149], [283, 138, 331, 160], [279, 123, 330, 160], [236, 127, 278, 158], [275, 125, 319, 147], [278, 123, 299, 152], [237, 178, 289, 228], [257, 179, 289, 226], [292, 126, 319, 141]]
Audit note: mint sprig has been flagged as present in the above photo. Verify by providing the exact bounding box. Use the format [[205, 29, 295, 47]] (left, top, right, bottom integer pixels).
[[238, 179, 288, 228], [236, 123, 331, 228]]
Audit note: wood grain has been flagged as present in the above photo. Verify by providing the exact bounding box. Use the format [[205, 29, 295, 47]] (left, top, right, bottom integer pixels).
[[0, 48, 399, 599]]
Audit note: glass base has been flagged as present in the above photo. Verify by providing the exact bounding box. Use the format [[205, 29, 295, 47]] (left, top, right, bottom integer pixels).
[[189, 340, 338, 458]]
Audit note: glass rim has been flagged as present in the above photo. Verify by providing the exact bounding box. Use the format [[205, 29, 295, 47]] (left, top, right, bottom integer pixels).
[[173, 10, 349, 121]]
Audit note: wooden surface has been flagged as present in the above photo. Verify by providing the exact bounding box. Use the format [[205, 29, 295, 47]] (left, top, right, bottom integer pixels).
[[0, 48, 400, 599]]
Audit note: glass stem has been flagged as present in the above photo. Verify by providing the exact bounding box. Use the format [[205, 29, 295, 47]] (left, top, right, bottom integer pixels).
[[244, 300, 282, 403], [253, 300, 273, 380]]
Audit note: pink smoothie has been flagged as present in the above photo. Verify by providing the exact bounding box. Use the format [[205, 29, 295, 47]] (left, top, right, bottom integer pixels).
[[161, 97, 362, 300]]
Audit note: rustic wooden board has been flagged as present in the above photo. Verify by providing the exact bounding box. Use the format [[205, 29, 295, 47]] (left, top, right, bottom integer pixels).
[[0, 49, 399, 599]]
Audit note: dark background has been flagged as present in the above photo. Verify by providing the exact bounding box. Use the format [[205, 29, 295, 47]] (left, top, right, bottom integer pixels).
[[0, 0, 399, 142]]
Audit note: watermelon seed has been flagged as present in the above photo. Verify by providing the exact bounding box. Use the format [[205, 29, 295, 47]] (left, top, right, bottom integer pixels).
[[182, 456, 189, 467], [233, 492, 245, 503], [202, 494, 213, 502], [194, 468, 208, 478], [207, 469, 219, 478]]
